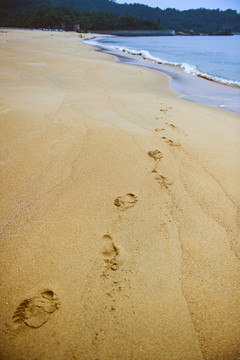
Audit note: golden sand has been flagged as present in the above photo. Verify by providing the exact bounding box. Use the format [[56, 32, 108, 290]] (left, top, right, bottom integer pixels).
[[0, 29, 239, 360]]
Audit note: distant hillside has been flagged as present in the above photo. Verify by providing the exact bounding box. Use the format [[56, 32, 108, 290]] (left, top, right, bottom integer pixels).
[[50, 0, 113, 12], [0, 0, 160, 31], [1, 0, 240, 33], [49, 0, 240, 32], [49, 0, 162, 21], [0, 0, 50, 14]]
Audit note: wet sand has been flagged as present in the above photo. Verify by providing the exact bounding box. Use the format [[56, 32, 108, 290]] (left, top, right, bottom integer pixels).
[[91, 41, 240, 114], [0, 29, 240, 360]]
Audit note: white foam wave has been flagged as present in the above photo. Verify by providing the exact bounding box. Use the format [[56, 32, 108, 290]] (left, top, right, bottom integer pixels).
[[86, 39, 240, 88], [120, 46, 240, 87]]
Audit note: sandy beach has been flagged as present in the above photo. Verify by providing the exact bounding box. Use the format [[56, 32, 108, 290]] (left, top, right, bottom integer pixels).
[[0, 29, 240, 360]]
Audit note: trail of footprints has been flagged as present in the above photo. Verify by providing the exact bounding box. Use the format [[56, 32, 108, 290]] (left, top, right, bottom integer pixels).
[[12, 193, 138, 330], [12, 290, 59, 329], [101, 119, 182, 272], [100, 118, 184, 270], [101, 193, 138, 272], [11, 115, 184, 331], [95, 192, 138, 339], [149, 111, 187, 187], [148, 148, 173, 188]]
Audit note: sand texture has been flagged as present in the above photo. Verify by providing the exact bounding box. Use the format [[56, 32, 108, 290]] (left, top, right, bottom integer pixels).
[[0, 30, 240, 360]]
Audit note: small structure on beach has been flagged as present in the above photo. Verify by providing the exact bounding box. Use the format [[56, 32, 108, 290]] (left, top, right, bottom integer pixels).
[[74, 24, 81, 32]]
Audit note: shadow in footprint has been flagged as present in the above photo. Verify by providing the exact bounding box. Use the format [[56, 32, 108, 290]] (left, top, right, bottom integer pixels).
[[155, 174, 173, 188], [165, 123, 177, 129], [102, 235, 120, 271], [148, 149, 163, 161], [114, 193, 138, 210], [162, 137, 181, 147], [12, 290, 59, 329], [165, 123, 187, 136]]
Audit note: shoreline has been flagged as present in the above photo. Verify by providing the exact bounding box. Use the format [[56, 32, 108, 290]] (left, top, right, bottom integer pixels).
[[1, 30, 240, 360], [86, 36, 240, 115]]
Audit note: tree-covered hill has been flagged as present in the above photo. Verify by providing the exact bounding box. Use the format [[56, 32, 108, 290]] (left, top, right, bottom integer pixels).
[[0, 0, 160, 31], [49, 0, 240, 32], [0, 0, 240, 33], [0, 0, 50, 14]]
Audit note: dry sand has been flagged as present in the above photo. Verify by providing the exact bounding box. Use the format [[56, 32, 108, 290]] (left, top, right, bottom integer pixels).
[[0, 29, 240, 360]]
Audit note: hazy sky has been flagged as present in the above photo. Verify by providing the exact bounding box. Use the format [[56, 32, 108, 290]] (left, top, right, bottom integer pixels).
[[115, 0, 240, 12]]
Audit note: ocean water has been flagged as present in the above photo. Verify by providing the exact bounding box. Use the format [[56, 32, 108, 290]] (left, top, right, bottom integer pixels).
[[87, 35, 240, 114], [91, 35, 240, 87]]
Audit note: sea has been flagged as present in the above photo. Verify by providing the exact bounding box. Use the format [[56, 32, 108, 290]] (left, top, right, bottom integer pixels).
[[86, 35, 240, 114]]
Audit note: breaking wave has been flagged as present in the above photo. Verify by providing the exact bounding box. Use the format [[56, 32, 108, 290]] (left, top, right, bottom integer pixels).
[[86, 37, 240, 88], [118, 47, 240, 88]]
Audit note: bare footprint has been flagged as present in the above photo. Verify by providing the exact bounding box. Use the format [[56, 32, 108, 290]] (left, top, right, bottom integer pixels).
[[165, 123, 187, 136], [165, 123, 177, 129], [154, 128, 165, 132], [12, 290, 59, 328], [102, 235, 120, 271], [114, 193, 138, 210], [162, 137, 181, 147], [155, 174, 173, 188], [148, 149, 163, 161]]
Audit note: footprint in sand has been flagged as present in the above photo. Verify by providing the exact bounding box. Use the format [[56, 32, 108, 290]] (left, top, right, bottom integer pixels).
[[165, 123, 187, 136], [12, 290, 59, 328], [102, 235, 120, 271], [147, 150, 172, 187], [154, 128, 165, 132], [155, 174, 173, 188], [159, 103, 173, 110], [165, 123, 177, 129], [148, 149, 163, 161], [162, 136, 181, 147], [114, 193, 138, 210]]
